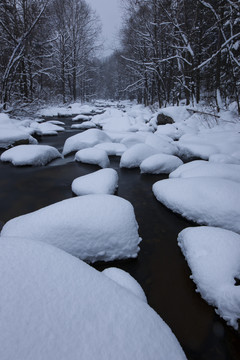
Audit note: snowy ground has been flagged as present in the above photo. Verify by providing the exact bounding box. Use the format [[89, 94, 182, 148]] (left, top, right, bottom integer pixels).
[[0, 99, 240, 357]]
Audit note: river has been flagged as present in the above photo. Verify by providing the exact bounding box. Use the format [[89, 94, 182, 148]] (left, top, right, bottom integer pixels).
[[0, 117, 239, 359]]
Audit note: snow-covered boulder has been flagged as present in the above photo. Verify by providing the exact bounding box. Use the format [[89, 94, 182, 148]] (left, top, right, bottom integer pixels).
[[1, 195, 141, 262], [209, 153, 240, 165], [120, 144, 158, 168], [120, 133, 148, 148], [30, 122, 65, 135], [0, 114, 37, 148], [140, 154, 183, 174], [94, 142, 127, 156], [153, 177, 240, 234], [145, 133, 178, 155], [0, 129, 37, 148], [157, 106, 190, 124], [178, 226, 240, 330], [72, 114, 92, 121], [72, 169, 118, 195], [170, 161, 240, 183], [63, 129, 112, 156], [75, 148, 110, 168], [177, 142, 217, 160], [0, 237, 187, 360], [71, 121, 96, 130], [102, 267, 147, 303], [1, 145, 61, 166], [169, 160, 207, 178], [155, 124, 183, 140], [177, 131, 240, 161]]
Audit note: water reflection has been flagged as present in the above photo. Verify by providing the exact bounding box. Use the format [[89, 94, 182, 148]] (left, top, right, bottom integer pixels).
[[0, 119, 239, 360]]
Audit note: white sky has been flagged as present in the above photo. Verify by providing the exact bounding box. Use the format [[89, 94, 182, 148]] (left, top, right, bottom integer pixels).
[[86, 0, 122, 57]]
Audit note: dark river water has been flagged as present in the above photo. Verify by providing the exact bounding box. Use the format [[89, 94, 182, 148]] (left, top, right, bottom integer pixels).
[[0, 117, 239, 359]]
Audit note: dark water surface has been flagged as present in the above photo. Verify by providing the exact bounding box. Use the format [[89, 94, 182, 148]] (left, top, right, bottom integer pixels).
[[0, 117, 239, 359]]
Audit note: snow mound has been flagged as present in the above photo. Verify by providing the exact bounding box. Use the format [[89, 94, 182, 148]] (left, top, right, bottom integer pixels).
[[1, 145, 61, 166], [120, 133, 148, 148], [71, 121, 96, 130], [63, 129, 111, 155], [140, 154, 183, 174], [102, 267, 147, 303], [1, 195, 141, 262], [157, 106, 190, 123], [0, 114, 37, 148], [94, 142, 127, 156], [72, 169, 118, 195], [31, 122, 65, 135], [0, 129, 36, 148], [155, 124, 183, 140], [177, 131, 240, 160], [177, 142, 217, 160], [209, 153, 240, 165], [75, 148, 110, 168], [178, 226, 240, 330], [170, 161, 240, 183], [37, 103, 97, 117], [0, 237, 187, 360], [145, 133, 178, 155], [72, 114, 92, 121], [153, 177, 240, 234], [120, 144, 158, 168], [169, 160, 207, 178]]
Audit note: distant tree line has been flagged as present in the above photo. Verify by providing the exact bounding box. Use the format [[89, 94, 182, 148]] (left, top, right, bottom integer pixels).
[[103, 0, 239, 112], [1, 0, 239, 112], [0, 0, 100, 109]]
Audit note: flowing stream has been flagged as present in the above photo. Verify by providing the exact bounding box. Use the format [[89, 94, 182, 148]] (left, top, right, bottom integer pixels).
[[0, 117, 239, 360]]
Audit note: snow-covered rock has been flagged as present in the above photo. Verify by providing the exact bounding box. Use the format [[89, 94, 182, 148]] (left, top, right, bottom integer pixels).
[[94, 142, 127, 156], [0, 237, 187, 360], [0, 129, 37, 148], [120, 133, 148, 148], [177, 131, 240, 160], [72, 169, 118, 195], [71, 121, 96, 130], [120, 144, 158, 168], [209, 153, 240, 165], [30, 122, 65, 135], [170, 161, 240, 183], [46, 120, 65, 125], [63, 129, 112, 156], [178, 226, 240, 330], [177, 142, 217, 160], [1, 195, 141, 262], [0, 114, 37, 148], [102, 267, 147, 303], [72, 114, 92, 121], [169, 160, 207, 178], [153, 177, 240, 234], [75, 148, 110, 168], [145, 133, 178, 155], [1, 145, 61, 166], [140, 154, 183, 174], [157, 106, 190, 124], [155, 124, 183, 140]]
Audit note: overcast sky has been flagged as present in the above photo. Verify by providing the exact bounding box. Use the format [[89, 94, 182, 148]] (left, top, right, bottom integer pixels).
[[86, 0, 122, 57]]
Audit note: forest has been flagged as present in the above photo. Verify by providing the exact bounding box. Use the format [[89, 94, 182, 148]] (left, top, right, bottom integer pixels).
[[0, 0, 240, 112]]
